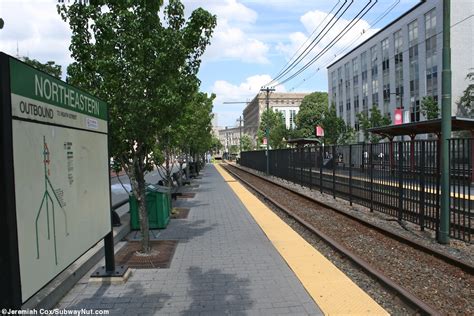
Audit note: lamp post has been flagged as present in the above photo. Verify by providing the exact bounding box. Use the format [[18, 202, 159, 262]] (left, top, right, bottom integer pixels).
[[261, 86, 275, 175], [439, 0, 451, 244]]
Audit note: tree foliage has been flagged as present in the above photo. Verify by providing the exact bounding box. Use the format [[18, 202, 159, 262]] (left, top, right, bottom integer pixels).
[[294, 92, 328, 137], [356, 105, 391, 143], [456, 71, 474, 118], [211, 136, 223, 153], [240, 134, 253, 151], [421, 96, 439, 119], [58, 0, 216, 253], [22, 57, 62, 79], [258, 109, 288, 149], [321, 104, 346, 145]]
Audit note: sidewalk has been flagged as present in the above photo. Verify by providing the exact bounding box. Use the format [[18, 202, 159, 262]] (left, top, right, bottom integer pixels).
[[57, 164, 322, 315]]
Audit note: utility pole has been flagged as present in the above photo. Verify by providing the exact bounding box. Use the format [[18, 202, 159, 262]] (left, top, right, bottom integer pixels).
[[222, 101, 250, 156], [237, 116, 243, 154], [439, 0, 451, 244], [260, 86, 275, 175]]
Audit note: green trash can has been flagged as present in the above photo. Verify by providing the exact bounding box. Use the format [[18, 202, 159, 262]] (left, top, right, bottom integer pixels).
[[129, 184, 171, 230]]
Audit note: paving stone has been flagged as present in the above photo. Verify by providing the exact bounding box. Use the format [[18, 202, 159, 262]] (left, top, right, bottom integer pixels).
[[56, 164, 322, 315]]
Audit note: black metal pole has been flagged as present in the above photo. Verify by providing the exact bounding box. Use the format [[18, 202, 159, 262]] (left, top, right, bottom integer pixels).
[[105, 103, 115, 273], [398, 142, 404, 222], [349, 144, 353, 206], [320, 146, 323, 193], [370, 143, 374, 212], [332, 145, 336, 199], [420, 141, 425, 231]]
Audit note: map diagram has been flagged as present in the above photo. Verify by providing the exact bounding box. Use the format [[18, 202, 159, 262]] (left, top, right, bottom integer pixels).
[[35, 136, 69, 265]]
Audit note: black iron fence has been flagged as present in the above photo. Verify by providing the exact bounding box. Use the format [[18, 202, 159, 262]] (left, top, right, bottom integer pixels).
[[240, 139, 473, 242]]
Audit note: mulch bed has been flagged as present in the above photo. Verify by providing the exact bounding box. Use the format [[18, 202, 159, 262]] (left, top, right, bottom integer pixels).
[[115, 240, 178, 269], [171, 207, 190, 219], [177, 192, 195, 199]]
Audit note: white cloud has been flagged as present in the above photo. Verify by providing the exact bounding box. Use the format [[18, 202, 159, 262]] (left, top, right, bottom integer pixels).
[[276, 10, 379, 71], [183, 0, 269, 64], [204, 19, 269, 64], [209, 74, 287, 126], [0, 0, 73, 72]]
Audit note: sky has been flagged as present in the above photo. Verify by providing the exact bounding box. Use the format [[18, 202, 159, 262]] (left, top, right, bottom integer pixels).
[[0, 0, 420, 128]]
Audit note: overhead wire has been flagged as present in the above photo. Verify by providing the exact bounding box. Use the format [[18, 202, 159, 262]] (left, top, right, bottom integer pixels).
[[288, 0, 401, 91], [276, 0, 378, 87], [268, 0, 341, 84], [266, 0, 353, 86]]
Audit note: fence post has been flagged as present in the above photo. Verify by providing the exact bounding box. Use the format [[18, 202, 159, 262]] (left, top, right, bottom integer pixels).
[[320, 146, 323, 193], [370, 143, 374, 212], [349, 144, 353, 206], [398, 141, 404, 222], [420, 141, 425, 231], [332, 145, 336, 199], [300, 147, 303, 185], [309, 147, 313, 188]]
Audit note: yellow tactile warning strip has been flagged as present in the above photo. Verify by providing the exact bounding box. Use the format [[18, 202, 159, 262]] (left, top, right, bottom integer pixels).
[[215, 164, 388, 315]]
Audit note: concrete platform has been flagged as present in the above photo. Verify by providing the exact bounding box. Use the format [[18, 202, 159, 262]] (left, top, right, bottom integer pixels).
[[56, 164, 383, 315]]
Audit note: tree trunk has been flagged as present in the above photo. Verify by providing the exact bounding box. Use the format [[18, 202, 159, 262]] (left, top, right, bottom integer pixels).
[[165, 148, 172, 186], [131, 156, 150, 253]]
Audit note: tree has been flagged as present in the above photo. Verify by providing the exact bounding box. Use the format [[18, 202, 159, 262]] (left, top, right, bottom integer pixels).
[[357, 105, 391, 143], [58, 0, 216, 253], [421, 96, 439, 119], [321, 104, 345, 145], [258, 109, 287, 149], [22, 57, 62, 79], [229, 145, 239, 155], [456, 71, 474, 118], [339, 124, 356, 145], [211, 136, 223, 154], [240, 134, 253, 151], [294, 92, 328, 137]]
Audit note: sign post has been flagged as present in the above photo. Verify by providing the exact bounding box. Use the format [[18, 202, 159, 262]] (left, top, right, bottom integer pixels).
[[0, 53, 118, 307]]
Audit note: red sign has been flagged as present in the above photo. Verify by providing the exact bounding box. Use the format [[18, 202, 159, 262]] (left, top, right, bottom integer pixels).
[[315, 125, 324, 137], [394, 109, 403, 125], [263, 137, 267, 145]]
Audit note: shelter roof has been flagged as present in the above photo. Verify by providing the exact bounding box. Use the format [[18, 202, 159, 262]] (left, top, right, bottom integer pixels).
[[367, 117, 474, 138], [286, 138, 322, 147]]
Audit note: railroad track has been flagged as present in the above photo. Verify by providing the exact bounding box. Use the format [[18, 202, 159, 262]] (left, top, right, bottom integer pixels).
[[222, 163, 474, 315]]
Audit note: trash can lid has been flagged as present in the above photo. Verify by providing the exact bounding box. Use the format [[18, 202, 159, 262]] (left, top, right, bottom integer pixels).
[[146, 183, 171, 193], [145, 184, 159, 192]]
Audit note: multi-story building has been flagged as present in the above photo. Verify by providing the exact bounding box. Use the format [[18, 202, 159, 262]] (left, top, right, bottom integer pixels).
[[218, 126, 241, 154], [243, 92, 310, 143], [327, 0, 473, 141]]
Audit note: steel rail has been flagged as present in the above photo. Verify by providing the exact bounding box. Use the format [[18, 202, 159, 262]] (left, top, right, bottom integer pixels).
[[226, 164, 474, 274], [222, 163, 469, 315]]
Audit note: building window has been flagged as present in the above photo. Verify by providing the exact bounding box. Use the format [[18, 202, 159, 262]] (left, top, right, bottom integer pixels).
[[408, 19, 418, 46], [289, 110, 296, 129], [425, 9, 438, 102], [280, 110, 286, 125], [394, 29, 404, 109], [361, 51, 368, 114], [408, 20, 420, 122], [331, 70, 337, 103], [372, 79, 379, 107], [352, 57, 359, 116], [370, 45, 378, 78], [425, 9, 437, 38]]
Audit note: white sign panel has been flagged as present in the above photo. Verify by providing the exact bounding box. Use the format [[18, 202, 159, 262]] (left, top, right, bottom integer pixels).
[[7, 57, 111, 302]]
